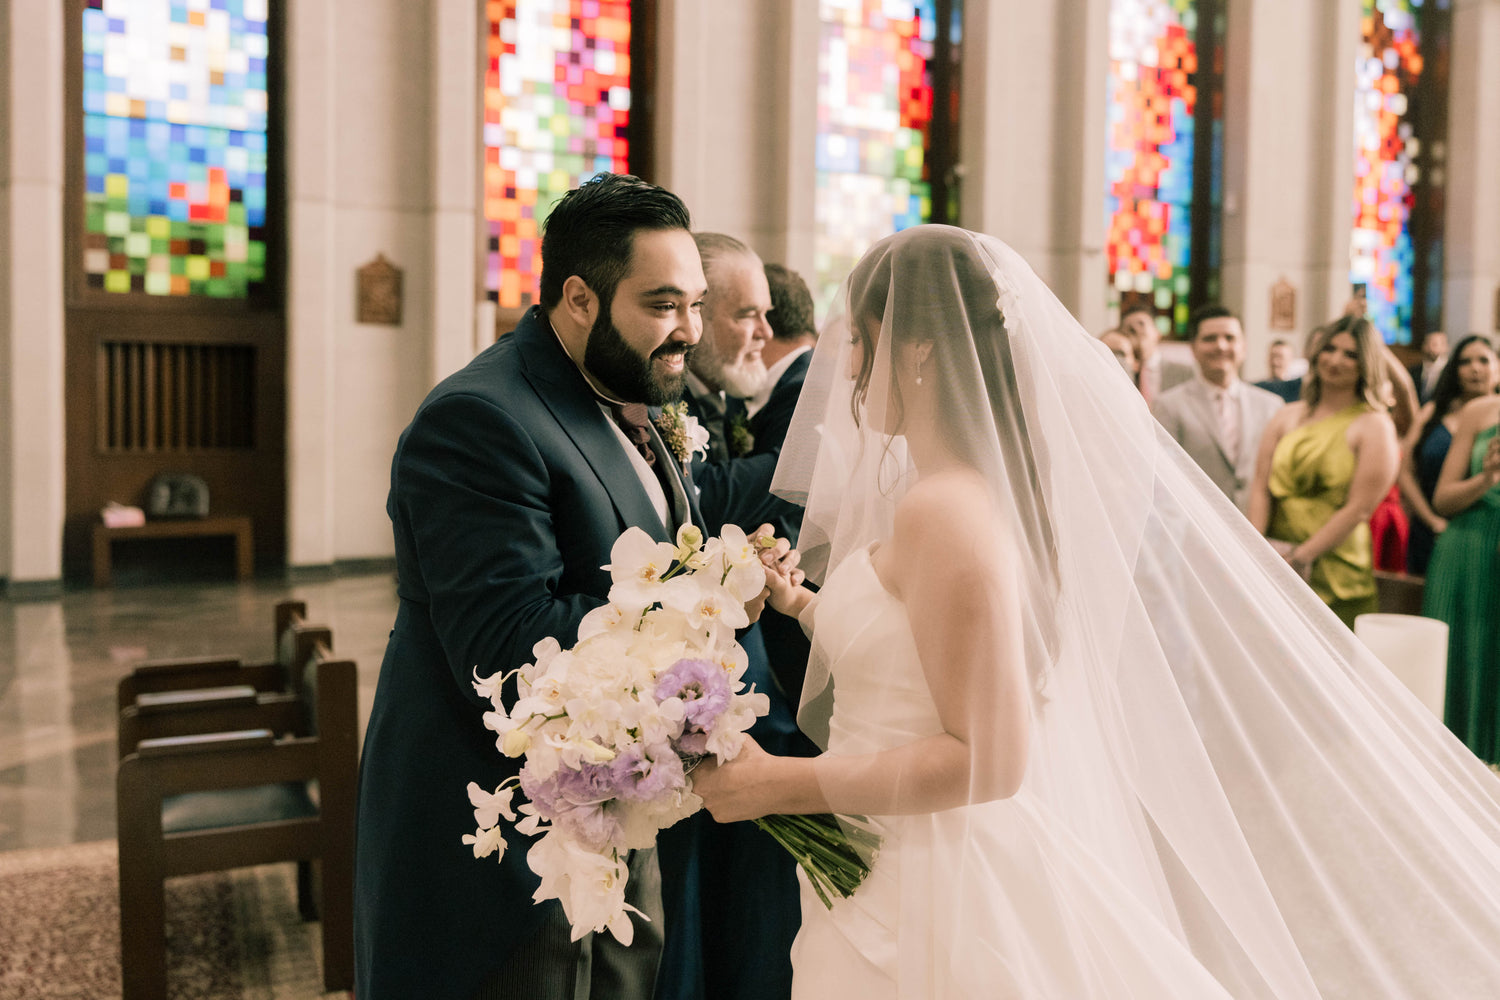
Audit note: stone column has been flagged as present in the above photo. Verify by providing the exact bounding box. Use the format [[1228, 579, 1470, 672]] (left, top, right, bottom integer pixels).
[[1443, 0, 1500, 337], [1221, 0, 1358, 378], [0, 0, 66, 595]]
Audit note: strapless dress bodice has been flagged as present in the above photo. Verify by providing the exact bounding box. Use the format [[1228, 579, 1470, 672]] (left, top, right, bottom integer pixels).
[[809, 546, 944, 755]]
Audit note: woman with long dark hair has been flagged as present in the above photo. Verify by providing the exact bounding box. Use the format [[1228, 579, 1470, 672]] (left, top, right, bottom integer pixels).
[[1426, 371, 1500, 763], [1399, 335, 1500, 575]]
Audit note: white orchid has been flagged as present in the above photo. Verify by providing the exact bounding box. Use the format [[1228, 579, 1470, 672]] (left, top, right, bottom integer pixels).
[[462, 824, 509, 861], [604, 528, 682, 612], [467, 780, 517, 827], [683, 414, 710, 461], [660, 574, 750, 636], [577, 602, 630, 640]]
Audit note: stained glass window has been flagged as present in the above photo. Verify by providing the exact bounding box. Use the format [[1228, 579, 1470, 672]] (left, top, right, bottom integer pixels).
[[1105, 0, 1222, 336], [814, 0, 960, 318], [483, 1, 636, 310], [1351, 0, 1450, 345], [80, 0, 270, 298]]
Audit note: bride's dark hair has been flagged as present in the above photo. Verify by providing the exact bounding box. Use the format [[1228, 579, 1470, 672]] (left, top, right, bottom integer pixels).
[[847, 225, 1060, 662]]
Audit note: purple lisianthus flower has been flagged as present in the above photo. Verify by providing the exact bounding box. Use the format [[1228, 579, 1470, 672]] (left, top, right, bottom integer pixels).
[[521, 760, 627, 820], [554, 801, 624, 852], [608, 742, 687, 802], [655, 658, 733, 730]]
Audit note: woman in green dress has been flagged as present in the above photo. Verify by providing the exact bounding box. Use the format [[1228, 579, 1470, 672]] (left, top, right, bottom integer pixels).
[[1249, 315, 1400, 628], [1425, 391, 1500, 761]]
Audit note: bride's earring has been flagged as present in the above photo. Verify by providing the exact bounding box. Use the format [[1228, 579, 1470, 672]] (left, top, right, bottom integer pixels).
[[915, 358, 924, 385]]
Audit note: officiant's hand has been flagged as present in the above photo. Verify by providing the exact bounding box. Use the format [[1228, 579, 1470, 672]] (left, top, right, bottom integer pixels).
[[752, 527, 809, 616]]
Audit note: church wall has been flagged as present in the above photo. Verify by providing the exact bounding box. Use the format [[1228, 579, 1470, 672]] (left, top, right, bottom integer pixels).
[[5, 2, 1500, 579], [285, 0, 436, 568], [0, 1, 66, 591]]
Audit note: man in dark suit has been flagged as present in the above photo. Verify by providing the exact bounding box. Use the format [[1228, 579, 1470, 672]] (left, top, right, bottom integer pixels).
[[655, 235, 816, 1000], [751, 262, 818, 696], [1409, 330, 1449, 403], [354, 174, 763, 1000], [752, 263, 817, 473]]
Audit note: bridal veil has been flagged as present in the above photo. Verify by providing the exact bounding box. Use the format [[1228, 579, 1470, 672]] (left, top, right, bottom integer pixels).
[[772, 225, 1500, 997]]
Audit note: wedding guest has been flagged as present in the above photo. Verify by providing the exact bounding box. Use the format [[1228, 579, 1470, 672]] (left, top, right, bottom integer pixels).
[[1249, 315, 1400, 627], [754, 262, 818, 467], [1367, 321, 1419, 572], [1121, 304, 1192, 403], [354, 173, 760, 1000], [1425, 388, 1500, 762], [1398, 335, 1500, 575], [1409, 329, 1450, 404], [657, 233, 816, 1000], [1152, 305, 1283, 513], [1267, 337, 1295, 382], [1100, 328, 1139, 379]]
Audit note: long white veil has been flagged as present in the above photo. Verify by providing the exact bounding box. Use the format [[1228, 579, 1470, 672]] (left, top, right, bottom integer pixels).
[[772, 225, 1500, 997]]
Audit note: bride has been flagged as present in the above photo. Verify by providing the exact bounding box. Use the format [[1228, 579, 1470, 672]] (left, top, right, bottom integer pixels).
[[692, 225, 1500, 998]]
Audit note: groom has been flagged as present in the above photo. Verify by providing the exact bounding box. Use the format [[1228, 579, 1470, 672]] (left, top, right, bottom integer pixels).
[[355, 174, 755, 1000]]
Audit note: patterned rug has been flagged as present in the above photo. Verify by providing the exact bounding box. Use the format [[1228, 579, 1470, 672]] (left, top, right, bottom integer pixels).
[[0, 841, 349, 1000]]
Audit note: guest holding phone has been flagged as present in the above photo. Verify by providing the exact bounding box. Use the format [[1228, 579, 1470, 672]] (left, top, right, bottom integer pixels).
[[1398, 335, 1500, 575], [1424, 390, 1500, 762]]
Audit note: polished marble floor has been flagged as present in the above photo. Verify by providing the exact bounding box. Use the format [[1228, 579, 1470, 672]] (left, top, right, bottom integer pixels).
[[0, 571, 399, 853]]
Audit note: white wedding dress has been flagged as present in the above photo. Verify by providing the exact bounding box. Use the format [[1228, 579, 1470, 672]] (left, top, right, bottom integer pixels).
[[773, 226, 1500, 999], [788, 546, 1236, 999]]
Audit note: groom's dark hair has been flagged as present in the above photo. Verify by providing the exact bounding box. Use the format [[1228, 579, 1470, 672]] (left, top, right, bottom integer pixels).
[[539, 173, 693, 313]]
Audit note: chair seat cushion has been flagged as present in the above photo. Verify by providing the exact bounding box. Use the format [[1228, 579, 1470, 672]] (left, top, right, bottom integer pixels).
[[161, 782, 317, 833]]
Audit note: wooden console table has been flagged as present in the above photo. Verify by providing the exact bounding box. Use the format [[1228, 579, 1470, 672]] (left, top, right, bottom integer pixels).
[[92, 515, 254, 587]]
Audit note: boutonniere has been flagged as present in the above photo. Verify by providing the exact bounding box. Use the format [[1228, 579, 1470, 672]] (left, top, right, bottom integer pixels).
[[655, 402, 710, 467], [728, 411, 755, 458]]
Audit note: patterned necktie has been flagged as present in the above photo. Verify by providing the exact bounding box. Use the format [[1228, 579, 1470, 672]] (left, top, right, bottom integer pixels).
[[608, 402, 657, 468]]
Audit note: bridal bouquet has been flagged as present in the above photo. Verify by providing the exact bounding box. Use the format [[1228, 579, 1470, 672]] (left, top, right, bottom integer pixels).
[[462, 524, 876, 942]]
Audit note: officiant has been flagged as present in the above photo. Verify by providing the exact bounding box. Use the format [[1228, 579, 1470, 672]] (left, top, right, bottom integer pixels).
[[655, 233, 818, 1000]]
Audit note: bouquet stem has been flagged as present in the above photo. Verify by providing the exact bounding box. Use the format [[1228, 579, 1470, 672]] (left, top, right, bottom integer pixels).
[[752, 813, 879, 910]]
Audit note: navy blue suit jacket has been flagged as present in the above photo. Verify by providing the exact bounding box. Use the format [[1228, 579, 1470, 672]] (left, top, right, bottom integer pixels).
[[354, 307, 704, 1000]]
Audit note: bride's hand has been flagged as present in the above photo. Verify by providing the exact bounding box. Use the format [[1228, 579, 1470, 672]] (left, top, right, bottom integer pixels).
[[691, 736, 777, 824]]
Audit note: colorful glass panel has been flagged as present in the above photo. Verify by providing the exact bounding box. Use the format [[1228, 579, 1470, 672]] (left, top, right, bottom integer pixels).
[[814, 0, 938, 317], [1105, 0, 1213, 335], [1351, 0, 1430, 343], [81, 0, 270, 298], [483, 1, 634, 309]]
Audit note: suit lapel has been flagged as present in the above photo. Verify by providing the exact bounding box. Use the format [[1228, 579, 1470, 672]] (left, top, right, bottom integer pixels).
[[643, 416, 692, 532], [514, 309, 673, 543]]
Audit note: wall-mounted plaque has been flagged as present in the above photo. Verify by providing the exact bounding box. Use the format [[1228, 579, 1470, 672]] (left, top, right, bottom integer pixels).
[[1270, 278, 1296, 331], [357, 253, 403, 326]]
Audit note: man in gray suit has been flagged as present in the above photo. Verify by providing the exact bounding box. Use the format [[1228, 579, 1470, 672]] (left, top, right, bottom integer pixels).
[[1152, 305, 1284, 513]]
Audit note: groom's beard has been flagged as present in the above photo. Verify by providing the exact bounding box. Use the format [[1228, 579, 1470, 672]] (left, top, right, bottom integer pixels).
[[584, 308, 693, 406]]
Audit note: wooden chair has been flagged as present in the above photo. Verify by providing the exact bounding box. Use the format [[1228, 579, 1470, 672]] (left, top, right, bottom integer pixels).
[[115, 624, 357, 998], [116, 600, 307, 712], [1375, 570, 1426, 616]]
